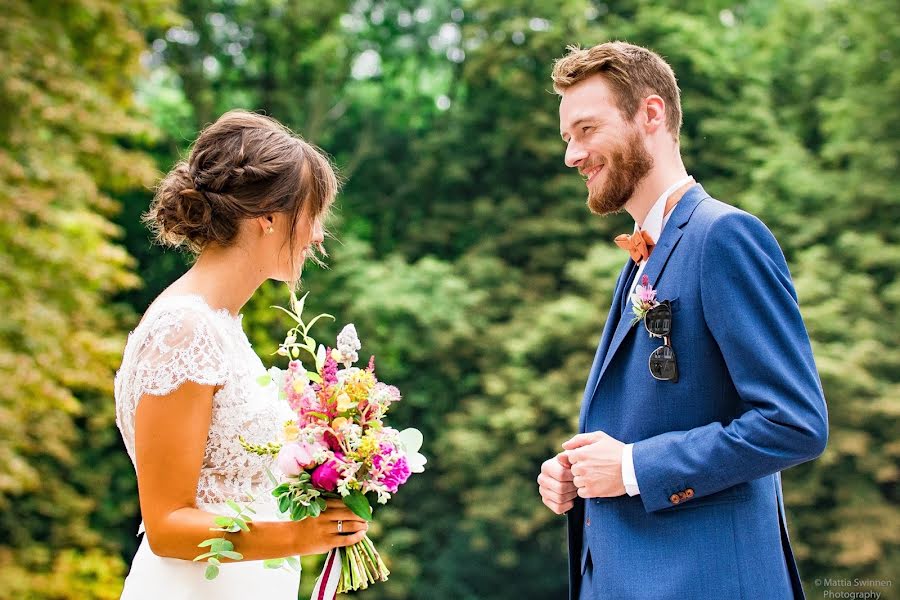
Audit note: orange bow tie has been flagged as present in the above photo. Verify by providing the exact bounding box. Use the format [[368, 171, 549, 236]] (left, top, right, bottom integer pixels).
[[614, 178, 695, 263], [615, 230, 656, 262]]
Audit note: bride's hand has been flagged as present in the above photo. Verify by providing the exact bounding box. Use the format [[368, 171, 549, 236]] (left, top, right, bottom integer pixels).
[[292, 498, 369, 555]]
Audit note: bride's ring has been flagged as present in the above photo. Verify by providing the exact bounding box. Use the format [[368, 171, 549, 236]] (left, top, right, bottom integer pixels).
[[337, 520, 343, 534]]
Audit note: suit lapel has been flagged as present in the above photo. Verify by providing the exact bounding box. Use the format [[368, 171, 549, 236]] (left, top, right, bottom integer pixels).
[[584, 185, 709, 412], [579, 258, 635, 431]]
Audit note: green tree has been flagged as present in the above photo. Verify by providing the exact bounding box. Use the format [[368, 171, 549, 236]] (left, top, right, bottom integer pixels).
[[0, 1, 175, 597]]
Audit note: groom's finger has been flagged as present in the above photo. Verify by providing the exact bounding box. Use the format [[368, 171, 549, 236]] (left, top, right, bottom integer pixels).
[[562, 431, 607, 451], [541, 487, 578, 504], [541, 457, 574, 482], [537, 473, 574, 494], [542, 496, 575, 515]]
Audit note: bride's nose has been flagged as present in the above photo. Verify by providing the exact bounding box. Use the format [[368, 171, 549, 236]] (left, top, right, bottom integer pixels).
[[310, 220, 325, 245]]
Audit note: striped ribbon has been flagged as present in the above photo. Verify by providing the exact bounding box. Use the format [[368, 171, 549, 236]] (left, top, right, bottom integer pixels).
[[310, 548, 341, 600]]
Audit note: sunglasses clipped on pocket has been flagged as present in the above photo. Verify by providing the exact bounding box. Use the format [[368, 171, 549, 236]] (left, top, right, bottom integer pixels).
[[644, 300, 678, 382]]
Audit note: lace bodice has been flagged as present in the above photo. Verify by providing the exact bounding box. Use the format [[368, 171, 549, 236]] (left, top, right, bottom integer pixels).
[[114, 294, 293, 517]]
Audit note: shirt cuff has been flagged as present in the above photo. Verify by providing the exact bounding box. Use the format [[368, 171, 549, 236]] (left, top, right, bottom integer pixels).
[[622, 443, 640, 496]]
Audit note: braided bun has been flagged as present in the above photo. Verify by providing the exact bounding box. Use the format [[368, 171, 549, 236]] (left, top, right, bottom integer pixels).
[[143, 110, 339, 255]]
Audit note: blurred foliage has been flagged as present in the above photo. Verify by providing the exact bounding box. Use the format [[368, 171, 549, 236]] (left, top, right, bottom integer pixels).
[[0, 0, 178, 598], [0, 0, 897, 598]]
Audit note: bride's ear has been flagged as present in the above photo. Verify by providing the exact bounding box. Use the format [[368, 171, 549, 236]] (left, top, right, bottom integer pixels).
[[255, 215, 275, 236]]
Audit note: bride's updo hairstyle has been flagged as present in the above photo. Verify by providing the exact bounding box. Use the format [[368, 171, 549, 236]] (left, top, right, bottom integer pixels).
[[144, 109, 338, 256]]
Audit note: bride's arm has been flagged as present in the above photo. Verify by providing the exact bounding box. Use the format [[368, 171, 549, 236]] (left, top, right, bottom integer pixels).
[[134, 380, 367, 561]]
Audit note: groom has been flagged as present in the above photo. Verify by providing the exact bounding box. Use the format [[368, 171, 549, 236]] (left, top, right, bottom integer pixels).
[[537, 42, 828, 599]]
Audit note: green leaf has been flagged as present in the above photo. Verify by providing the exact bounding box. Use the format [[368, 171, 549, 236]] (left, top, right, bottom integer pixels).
[[219, 550, 244, 560], [192, 551, 215, 561], [290, 502, 308, 521], [266, 467, 280, 487], [233, 518, 250, 532], [256, 374, 273, 386], [214, 516, 233, 527], [306, 372, 323, 384], [197, 539, 217, 548], [205, 564, 220, 580], [342, 491, 374, 521], [210, 539, 234, 552], [285, 556, 301, 571], [271, 304, 302, 324], [305, 313, 335, 332], [308, 501, 321, 518], [263, 558, 285, 569], [225, 499, 242, 514], [278, 495, 292, 514]]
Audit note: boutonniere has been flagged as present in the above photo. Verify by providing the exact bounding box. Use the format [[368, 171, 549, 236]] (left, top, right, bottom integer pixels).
[[629, 274, 659, 328]]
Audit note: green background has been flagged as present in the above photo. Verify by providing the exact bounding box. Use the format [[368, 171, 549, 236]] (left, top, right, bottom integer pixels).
[[1, 0, 897, 598]]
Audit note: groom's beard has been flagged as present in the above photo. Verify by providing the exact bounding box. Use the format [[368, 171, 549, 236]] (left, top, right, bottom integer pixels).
[[586, 127, 654, 216]]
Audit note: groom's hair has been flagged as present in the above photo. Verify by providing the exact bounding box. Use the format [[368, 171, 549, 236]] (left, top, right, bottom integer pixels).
[[551, 41, 682, 141]]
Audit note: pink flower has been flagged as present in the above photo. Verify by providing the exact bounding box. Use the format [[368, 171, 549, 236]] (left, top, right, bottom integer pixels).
[[372, 447, 411, 493], [322, 348, 338, 387], [636, 274, 657, 304], [276, 442, 319, 476], [381, 456, 411, 493], [311, 457, 343, 491]]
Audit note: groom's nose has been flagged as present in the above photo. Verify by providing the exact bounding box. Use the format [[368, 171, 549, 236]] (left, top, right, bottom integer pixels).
[[565, 141, 588, 168]]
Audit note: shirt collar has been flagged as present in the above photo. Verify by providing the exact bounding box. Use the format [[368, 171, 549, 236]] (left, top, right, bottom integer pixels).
[[633, 174, 694, 242]]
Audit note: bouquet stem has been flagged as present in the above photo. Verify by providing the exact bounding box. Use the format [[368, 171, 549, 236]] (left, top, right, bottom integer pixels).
[[336, 534, 389, 594]]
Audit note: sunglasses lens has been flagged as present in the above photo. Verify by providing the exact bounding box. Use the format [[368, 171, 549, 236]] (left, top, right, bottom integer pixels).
[[644, 301, 673, 337], [649, 345, 678, 381]]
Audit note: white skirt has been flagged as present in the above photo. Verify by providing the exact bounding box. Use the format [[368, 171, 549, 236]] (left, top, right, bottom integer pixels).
[[120, 535, 300, 599], [121, 503, 300, 600]]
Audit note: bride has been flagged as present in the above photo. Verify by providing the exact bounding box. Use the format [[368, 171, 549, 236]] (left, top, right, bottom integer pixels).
[[114, 110, 367, 599]]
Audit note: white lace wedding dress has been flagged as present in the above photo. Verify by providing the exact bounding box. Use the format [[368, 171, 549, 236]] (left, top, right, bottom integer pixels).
[[114, 294, 299, 599]]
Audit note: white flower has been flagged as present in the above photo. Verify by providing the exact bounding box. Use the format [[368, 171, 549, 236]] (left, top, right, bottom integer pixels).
[[336, 323, 361, 365], [398, 428, 427, 473]]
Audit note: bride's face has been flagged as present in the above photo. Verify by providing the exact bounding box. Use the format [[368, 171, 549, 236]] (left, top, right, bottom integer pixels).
[[267, 209, 326, 283]]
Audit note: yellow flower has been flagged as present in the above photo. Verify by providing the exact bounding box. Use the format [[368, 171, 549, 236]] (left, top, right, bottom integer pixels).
[[357, 434, 379, 458], [292, 379, 306, 393], [336, 393, 355, 412], [282, 421, 299, 442], [332, 417, 348, 430], [342, 370, 376, 404]]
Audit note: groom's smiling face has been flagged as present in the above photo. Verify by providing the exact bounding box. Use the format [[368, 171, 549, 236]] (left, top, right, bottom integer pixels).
[[559, 74, 654, 215]]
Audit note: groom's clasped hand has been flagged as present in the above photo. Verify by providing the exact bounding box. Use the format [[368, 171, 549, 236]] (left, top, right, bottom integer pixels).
[[538, 430, 626, 514]]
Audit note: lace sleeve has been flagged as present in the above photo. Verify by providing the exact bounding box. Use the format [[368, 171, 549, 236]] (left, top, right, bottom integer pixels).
[[130, 306, 230, 398]]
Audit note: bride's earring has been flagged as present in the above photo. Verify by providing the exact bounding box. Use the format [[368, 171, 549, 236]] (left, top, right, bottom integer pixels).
[[266, 226, 274, 234]]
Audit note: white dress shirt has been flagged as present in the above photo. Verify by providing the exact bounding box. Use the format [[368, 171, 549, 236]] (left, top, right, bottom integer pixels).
[[621, 175, 694, 496]]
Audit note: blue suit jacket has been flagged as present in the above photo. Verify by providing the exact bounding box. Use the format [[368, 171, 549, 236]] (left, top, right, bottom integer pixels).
[[567, 184, 828, 599]]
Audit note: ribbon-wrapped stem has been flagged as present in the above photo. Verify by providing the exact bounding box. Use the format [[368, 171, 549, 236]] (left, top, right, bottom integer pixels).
[[310, 535, 389, 600]]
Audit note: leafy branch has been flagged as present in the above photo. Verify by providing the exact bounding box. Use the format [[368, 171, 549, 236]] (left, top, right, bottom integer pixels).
[[192, 498, 255, 580], [270, 289, 334, 373]]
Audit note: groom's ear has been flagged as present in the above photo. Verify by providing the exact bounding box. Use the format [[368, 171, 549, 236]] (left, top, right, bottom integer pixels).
[[641, 95, 667, 135]]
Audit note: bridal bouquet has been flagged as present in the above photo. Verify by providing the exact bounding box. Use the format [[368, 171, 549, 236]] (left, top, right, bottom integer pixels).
[[241, 291, 426, 598]]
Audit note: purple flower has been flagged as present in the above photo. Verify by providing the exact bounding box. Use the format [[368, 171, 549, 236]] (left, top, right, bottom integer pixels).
[[372, 449, 411, 493], [381, 456, 411, 493], [311, 457, 342, 491]]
